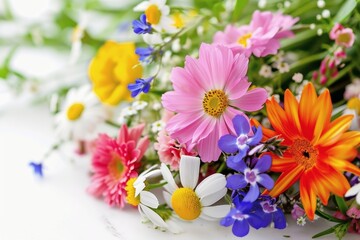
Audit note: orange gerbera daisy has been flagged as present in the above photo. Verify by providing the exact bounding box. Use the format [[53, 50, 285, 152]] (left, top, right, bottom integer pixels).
[[261, 83, 360, 220]]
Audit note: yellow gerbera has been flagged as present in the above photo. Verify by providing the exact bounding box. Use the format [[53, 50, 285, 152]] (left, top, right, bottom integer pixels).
[[88, 41, 143, 105], [261, 83, 360, 220]]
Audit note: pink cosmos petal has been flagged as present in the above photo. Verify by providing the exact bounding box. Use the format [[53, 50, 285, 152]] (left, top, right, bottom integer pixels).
[[171, 67, 203, 95], [197, 122, 221, 162], [231, 88, 268, 112], [184, 56, 209, 91], [162, 91, 202, 113], [225, 54, 249, 96], [191, 116, 217, 144]]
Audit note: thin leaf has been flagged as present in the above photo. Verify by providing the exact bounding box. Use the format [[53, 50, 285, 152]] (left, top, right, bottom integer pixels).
[[312, 223, 340, 238], [333, 0, 357, 23], [232, 0, 249, 22], [335, 196, 348, 215], [315, 209, 347, 223]]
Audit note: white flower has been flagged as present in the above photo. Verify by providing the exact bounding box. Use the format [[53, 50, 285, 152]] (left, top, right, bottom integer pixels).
[[345, 183, 360, 205], [277, 62, 290, 73], [151, 120, 165, 133], [259, 65, 273, 78], [297, 216, 306, 226], [322, 9, 330, 19], [309, 23, 316, 30], [132, 100, 148, 110], [317, 28, 323, 36], [152, 102, 162, 110], [126, 166, 182, 234], [134, 0, 177, 33], [69, 11, 90, 64], [258, 0, 267, 8], [55, 85, 107, 140], [317, 0, 325, 8], [143, 33, 163, 45], [161, 155, 230, 221], [122, 106, 137, 116], [292, 73, 303, 83]]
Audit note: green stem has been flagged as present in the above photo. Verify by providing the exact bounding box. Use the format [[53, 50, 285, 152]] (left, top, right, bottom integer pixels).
[[105, 120, 121, 128]]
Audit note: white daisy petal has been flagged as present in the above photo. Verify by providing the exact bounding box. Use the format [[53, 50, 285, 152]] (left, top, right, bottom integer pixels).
[[345, 183, 360, 197], [201, 205, 230, 219], [195, 173, 226, 199], [139, 204, 168, 228], [166, 218, 183, 234], [140, 191, 159, 209], [163, 190, 173, 208], [179, 155, 200, 189], [356, 192, 360, 205], [199, 212, 217, 221], [161, 163, 178, 193], [200, 188, 227, 207], [134, 1, 150, 11], [134, 181, 146, 197]]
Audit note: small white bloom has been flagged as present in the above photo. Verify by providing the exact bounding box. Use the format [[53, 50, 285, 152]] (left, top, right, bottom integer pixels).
[[143, 33, 163, 45], [55, 85, 107, 140], [258, 0, 267, 8], [317, 0, 325, 8], [69, 11, 90, 64], [292, 73, 303, 83], [345, 183, 360, 205], [277, 62, 290, 73], [284, 1, 291, 8], [152, 102, 162, 110], [317, 28, 323, 36], [197, 26, 204, 36], [132, 100, 148, 110], [171, 38, 181, 52], [122, 106, 137, 116], [259, 64, 273, 78], [297, 216, 306, 226], [316, 14, 322, 20], [151, 120, 165, 133], [322, 9, 330, 19], [264, 86, 273, 96], [309, 23, 316, 30]]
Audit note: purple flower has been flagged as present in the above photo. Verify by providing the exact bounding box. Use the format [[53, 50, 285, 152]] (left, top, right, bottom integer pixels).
[[257, 199, 286, 229], [291, 204, 305, 220], [220, 195, 266, 237], [132, 14, 152, 34], [135, 46, 154, 62], [218, 115, 262, 162], [128, 77, 154, 98], [226, 154, 274, 202], [29, 162, 43, 177]]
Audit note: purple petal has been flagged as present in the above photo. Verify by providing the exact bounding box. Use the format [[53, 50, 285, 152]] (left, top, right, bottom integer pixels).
[[243, 184, 259, 202], [226, 174, 247, 190], [254, 154, 272, 172], [258, 173, 274, 190], [218, 134, 238, 153], [248, 213, 266, 229], [227, 156, 247, 172], [232, 219, 250, 237], [233, 115, 250, 136], [247, 126, 263, 146], [273, 209, 287, 229]]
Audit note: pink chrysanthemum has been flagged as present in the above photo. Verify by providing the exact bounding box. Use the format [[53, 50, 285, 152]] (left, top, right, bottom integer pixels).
[[88, 124, 149, 207], [213, 11, 299, 57], [161, 43, 268, 162]]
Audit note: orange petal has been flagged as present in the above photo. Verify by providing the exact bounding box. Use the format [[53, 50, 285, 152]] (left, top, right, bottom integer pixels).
[[315, 165, 350, 197], [270, 156, 296, 172], [328, 157, 360, 176], [250, 118, 277, 140], [267, 165, 304, 197], [284, 89, 302, 137], [299, 83, 317, 140], [332, 131, 360, 148], [312, 89, 332, 144], [306, 169, 329, 205], [317, 115, 353, 147], [300, 174, 317, 221]]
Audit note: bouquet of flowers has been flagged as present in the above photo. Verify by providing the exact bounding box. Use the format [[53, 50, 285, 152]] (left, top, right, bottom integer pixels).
[[4, 0, 357, 239]]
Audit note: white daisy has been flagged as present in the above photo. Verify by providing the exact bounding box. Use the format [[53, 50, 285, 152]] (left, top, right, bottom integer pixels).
[[151, 120, 165, 133], [55, 85, 107, 140], [132, 100, 148, 110], [134, 0, 177, 33], [121, 105, 138, 116], [161, 155, 230, 221], [126, 166, 182, 233], [69, 11, 90, 64], [259, 64, 273, 78], [345, 183, 360, 205]]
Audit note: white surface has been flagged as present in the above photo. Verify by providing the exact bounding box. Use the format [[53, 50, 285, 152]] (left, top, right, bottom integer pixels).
[[0, 104, 358, 240]]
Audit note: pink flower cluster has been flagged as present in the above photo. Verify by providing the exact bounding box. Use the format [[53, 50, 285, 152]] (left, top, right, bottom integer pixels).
[[330, 23, 355, 48], [213, 11, 298, 57], [88, 124, 149, 207]]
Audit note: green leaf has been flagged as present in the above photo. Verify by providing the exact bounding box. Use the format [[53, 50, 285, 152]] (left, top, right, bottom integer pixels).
[[315, 209, 347, 223], [334, 223, 350, 240], [312, 223, 339, 238], [333, 0, 357, 23], [335, 196, 349, 215], [232, 0, 249, 22]]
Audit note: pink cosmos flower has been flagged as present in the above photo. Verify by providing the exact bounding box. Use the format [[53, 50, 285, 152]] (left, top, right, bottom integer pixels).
[[213, 11, 299, 57], [330, 23, 355, 48], [88, 124, 149, 207], [161, 43, 268, 162]]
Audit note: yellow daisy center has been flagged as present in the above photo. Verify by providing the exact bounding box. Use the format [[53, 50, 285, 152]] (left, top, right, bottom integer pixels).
[[125, 178, 140, 206], [145, 4, 161, 25], [202, 89, 228, 118], [172, 12, 184, 28], [347, 97, 360, 115], [108, 154, 127, 180], [237, 33, 252, 47], [289, 139, 318, 171], [171, 187, 201, 220], [66, 103, 85, 121]]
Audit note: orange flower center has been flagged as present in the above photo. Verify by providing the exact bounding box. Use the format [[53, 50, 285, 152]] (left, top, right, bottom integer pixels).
[[202, 89, 228, 118], [145, 4, 161, 25], [108, 154, 127, 180], [289, 139, 318, 171]]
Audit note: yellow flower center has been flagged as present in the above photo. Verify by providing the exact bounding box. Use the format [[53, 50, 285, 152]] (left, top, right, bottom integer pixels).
[[66, 103, 85, 121], [347, 97, 360, 115], [125, 178, 140, 206], [289, 139, 318, 171], [172, 12, 184, 28], [145, 4, 161, 25], [237, 33, 252, 47], [108, 154, 127, 180], [338, 32, 351, 44], [71, 25, 84, 42], [202, 90, 228, 118], [171, 187, 201, 220]]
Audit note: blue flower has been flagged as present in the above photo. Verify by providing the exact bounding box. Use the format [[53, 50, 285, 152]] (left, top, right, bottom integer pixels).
[[226, 154, 274, 202], [128, 77, 154, 98], [218, 115, 262, 163], [220, 195, 267, 237], [257, 199, 287, 229], [135, 46, 154, 62], [29, 162, 43, 177], [132, 14, 152, 34]]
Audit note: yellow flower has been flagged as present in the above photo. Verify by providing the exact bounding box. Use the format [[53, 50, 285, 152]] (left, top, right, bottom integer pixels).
[[88, 41, 143, 105]]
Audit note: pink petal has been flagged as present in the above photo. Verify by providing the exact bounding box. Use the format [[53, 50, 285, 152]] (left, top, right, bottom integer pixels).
[[191, 116, 217, 144], [162, 91, 202, 113], [197, 122, 221, 162], [231, 88, 268, 112], [184, 56, 209, 92]]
